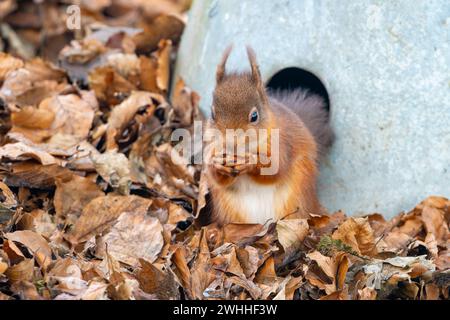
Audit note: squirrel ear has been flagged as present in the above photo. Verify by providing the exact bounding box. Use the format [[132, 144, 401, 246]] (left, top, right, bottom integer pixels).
[[246, 46, 262, 86], [247, 46, 268, 105], [216, 45, 233, 84]]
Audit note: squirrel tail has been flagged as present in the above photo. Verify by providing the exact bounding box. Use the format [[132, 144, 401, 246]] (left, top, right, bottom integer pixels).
[[269, 88, 334, 157]]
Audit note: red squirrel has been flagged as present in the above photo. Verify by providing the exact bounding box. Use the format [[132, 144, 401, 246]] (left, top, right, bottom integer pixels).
[[205, 46, 333, 225]]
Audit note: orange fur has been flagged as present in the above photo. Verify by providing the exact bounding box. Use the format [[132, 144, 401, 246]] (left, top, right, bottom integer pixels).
[[206, 47, 327, 225]]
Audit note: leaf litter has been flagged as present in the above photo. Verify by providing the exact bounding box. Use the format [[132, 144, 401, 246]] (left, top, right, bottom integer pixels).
[[0, 0, 448, 300]]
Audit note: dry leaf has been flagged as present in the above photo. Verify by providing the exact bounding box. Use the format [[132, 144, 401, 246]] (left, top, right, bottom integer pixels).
[[105, 91, 155, 150], [421, 205, 449, 245], [135, 259, 179, 299], [88, 66, 136, 105], [276, 218, 309, 251], [92, 150, 131, 194], [0, 58, 66, 106], [102, 209, 164, 266], [332, 217, 377, 256], [133, 14, 185, 53], [306, 251, 337, 294], [4, 162, 73, 189], [0, 52, 23, 82], [189, 229, 214, 299], [5, 230, 53, 269], [358, 287, 377, 300], [54, 175, 104, 224], [155, 39, 171, 93], [5, 258, 34, 283], [67, 194, 152, 244], [0, 257, 8, 275], [10, 280, 43, 300], [172, 77, 201, 126], [0, 181, 17, 223], [3, 239, 25, 264], [425, 283, 440, 300], [0, 142, 59, 165], [171, 246, 191, 292]]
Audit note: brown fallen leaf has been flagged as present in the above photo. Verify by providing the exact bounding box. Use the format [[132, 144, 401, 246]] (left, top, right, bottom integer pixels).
[[155, 39, 171, 93], [106, 52, 141, 81], [88, 66, 136, 105], [2, 239, 25, 264], [67, 194, 152, 245], [211, 244, 246, 279], [255, 256, 277, 286], [434, 250, 450, 271], [172, 77, 201, 127], [5, 230, 53, 269], [0, 58, 66, 107], [11, 105, 55, 130], [0, 0, 16, 20], [3, 162, 74, 189], [54, 174, 104, 225], [377, 230, 411, 253], [421, 205, 449, 245], [222, 223, 265, 244], [335, 253, 350, 291], [0, 142, 59, 165], [17, 209, 57, 239], [319, 290, 349, 300], [273, 276, 303, 300], [5, 258, 35, 283], [0, 181, 17, 223], [358, 287, 377, 300], [0, 52, 23, 82], [105, 91, 156, 150], [420, 196, 448, 210], [366, 213, 388, 238], [10, 280, 44, 300], [92, 150, 131, 195], [65, 141, 100, 171], [9, 91, 97, 149], [102, 209, 164, 266], [425, 283, 440, 300], [332, 217, 377, 257], [0, 257, 8, 275], [139, 55, 158, 92], [306, 251, 338, 294], [309, 210, 346, 236], [398, 216, 424, 237], [133, 14, 185, 53], [228, 275, 262, 300], [189, 228, 214, 299], [140, 0, 190, 18], [135, 258, 179, 299], [171, 246, 191, 294], [235, 245, 260, 280], [194, 170, 209, 219], [276, 218, 309, 252], [424, 232, 439, 258]]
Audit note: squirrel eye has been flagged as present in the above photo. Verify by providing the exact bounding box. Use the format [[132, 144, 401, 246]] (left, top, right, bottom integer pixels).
[[249, 108, 259, 123]]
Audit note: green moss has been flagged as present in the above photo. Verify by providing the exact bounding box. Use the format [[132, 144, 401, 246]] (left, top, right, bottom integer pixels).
[[317, 235, 358, 256]]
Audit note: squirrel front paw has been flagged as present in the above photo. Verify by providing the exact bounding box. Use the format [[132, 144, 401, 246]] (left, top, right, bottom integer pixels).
[[211, 153, 257, 177]]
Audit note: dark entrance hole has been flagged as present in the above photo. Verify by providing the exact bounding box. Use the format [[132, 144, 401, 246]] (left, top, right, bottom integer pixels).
[[266, 67, 330, 110]]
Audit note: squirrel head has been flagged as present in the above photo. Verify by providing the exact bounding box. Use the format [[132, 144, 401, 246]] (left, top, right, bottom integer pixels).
[[210, 46, 271, 132]]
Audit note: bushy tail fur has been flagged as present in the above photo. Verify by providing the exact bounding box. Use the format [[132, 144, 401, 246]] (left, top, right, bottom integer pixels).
[[269, 89, 334, 157]]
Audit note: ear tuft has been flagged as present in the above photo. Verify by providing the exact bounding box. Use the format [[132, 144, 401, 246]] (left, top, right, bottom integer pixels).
[[246, 46, 262, 85], [216, 45, 233, 84]]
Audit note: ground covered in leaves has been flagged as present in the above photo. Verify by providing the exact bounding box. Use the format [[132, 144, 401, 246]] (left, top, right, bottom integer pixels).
[[0, 0, 449, 300]]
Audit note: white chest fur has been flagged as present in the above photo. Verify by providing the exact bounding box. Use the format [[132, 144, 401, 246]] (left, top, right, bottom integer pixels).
[[229, 175, 287, 224]]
